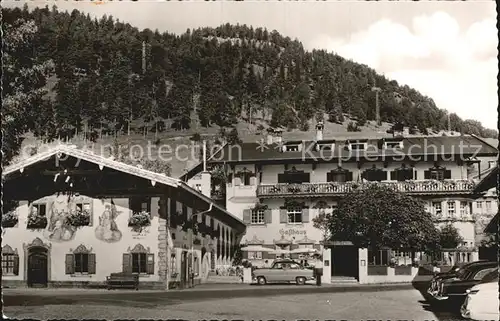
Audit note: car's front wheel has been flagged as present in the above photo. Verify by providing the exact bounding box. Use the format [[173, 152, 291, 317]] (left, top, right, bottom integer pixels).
[[296, 277, 306, 285], [257, 276, 267, 285]]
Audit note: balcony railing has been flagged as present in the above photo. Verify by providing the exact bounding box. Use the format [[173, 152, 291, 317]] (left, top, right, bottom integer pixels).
[[257, 180, 476, 198]]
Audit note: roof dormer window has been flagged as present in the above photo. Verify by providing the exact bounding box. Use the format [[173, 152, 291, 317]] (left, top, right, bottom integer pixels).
[[282, 141, 302, 152], [384, 141, 403, 149], [315, 140, 335, 151], [350, 143, 367, 151]]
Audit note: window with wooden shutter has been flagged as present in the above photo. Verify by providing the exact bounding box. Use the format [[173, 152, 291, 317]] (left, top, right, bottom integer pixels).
[[346, 171, 353, 181], [242, 209, 251, 223], [278, 173, 286, 183], [443, 170, 451, 179], [424, 171, 431, 179], [1, 246, 18, 276], [122, 253, 132, 273], [88, 253, 96, 274], [302, 208, 310, 223], [390, 171, 398, 181], [13, 254, 19, 275], [264, 209, 272, 224], [65, 254, 75, 274], [279, 209, 288, 223], [146, 253, 155, 275]]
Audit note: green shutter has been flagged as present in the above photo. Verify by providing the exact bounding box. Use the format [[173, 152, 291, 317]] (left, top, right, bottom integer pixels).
[[88, 253, 96, 274], [302, 208, 309, 223], [122, 253, 132, 273], [264, 209, 272, 224], [65, 254, 75, 274], [280, 209, 288, 223], [242, 209, 251, 223], [13, 254, 19, 276], [146, 253, 155, 275]]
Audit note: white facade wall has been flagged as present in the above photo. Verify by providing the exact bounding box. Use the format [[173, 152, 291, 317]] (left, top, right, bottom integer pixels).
[[2, 195, 161, 284]]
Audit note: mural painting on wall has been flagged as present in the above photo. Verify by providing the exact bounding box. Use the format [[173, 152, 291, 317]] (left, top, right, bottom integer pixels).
[[43, 197, 76, 242], [95, 200, 123, 243]]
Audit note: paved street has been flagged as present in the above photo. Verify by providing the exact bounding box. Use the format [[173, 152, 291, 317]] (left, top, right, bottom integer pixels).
[[3, 284, 463, 320]]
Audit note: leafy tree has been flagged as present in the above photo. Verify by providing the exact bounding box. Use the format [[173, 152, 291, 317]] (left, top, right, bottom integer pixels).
[[317, 184, 440, 252], [2, 17, 55, 165], [227, 127, 242, 145], [439, 224, 464, 249], [2, 6, 497, 169]]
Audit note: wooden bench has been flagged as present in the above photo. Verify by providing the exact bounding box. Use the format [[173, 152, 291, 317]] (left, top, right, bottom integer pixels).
[[106, 272, 139, 290]]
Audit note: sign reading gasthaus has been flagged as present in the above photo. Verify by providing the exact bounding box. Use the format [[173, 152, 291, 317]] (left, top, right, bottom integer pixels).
[[279, 229, 306, 236]]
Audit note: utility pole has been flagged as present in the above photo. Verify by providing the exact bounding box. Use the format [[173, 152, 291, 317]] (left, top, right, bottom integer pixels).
[[371, 86, 382, 126]]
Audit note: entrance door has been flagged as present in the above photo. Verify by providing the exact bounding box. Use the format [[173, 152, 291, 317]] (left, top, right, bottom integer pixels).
[[210, 250, 215, 271], [331, 246, 358, 278], [180, 252, 187, 286], [28, 247, 48, 287]]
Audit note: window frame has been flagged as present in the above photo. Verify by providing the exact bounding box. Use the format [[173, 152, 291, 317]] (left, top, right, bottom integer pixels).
[[287, 207, 303, 224], [132, 252, 148, 274], [130, 197, 152, 215], [248, 251, 262, 260], [432, 202, 442, 216], [251, 209, 265, 225], [32, 203, 47, 217], [74, 253, 90, 274], [1, 253, 16, 275], [459, 201, 469, 217], [429, 169, 445, 181], [447, 201, 456, 218]]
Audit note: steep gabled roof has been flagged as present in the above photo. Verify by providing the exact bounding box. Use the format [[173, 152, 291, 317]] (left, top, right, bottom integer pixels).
[[3, 144, 246, 231], [3, 144, 179, 186], [207, 134, 498, 163]]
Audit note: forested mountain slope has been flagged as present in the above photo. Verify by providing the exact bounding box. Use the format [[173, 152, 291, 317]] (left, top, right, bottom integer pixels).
[[3, 5, 497, 168]]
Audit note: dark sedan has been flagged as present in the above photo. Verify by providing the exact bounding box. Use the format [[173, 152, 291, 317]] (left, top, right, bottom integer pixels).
[[427, 260, 490, 296], [429, 262, 497, 306]]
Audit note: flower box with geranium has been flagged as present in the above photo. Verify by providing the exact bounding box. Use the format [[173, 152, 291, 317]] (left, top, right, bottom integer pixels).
[[2, 211, 19, 228], [27, 213, 48, 229], [128, 211, 151, 232], [65, 209, 91, 228]]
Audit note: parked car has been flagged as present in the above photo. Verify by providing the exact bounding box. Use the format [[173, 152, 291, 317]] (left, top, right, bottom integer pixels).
[[461, 268, 499, 320], [252, 260, 315, 285], [427, 260, 491, 296], [429, 262, 497, 307]]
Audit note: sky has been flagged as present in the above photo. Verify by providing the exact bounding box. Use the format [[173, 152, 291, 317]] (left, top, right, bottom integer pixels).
[[8, 0, 498, 130]]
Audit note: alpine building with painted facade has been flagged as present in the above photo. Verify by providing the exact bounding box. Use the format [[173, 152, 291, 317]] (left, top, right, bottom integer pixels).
[[183, 124, 498, 281]]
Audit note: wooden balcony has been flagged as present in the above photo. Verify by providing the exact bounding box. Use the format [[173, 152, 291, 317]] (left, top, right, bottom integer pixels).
[[257, 180, 476, 198]]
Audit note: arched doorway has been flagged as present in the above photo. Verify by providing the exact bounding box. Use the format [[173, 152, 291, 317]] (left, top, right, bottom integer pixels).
[[28, 247, 48, 287], [210, 249, 216, 271], [180, 251, 187, 287]]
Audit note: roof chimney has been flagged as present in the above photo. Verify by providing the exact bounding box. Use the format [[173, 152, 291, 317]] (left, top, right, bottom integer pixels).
[[316, 122, 324, 141], [266, 128, 274, 145]]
